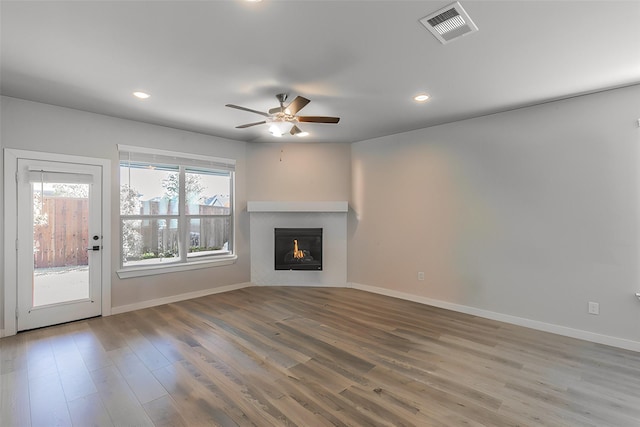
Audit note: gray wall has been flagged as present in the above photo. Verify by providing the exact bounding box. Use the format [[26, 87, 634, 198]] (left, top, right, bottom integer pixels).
[[246, 141, 351, 202], [1, 96, 251, 329], [350, 85, 640, 344]]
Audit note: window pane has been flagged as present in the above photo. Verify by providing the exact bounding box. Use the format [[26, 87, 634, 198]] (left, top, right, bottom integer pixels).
[[188, 217, 231, 256], [122, 218, 179, 266], [33, 182, 90, 306], [185, 169, 231, 215], [120, 163, 179, 215]]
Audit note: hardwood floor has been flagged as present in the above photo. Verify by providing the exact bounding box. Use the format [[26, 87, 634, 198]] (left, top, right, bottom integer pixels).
[[2, 286, 639, 426]]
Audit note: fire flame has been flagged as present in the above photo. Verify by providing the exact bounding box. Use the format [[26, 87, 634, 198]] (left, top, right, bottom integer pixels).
[[292, 239, 304, 259]]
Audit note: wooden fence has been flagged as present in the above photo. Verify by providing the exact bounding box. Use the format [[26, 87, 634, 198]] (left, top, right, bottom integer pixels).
[[33, 197, 230, 267], [33, 197, 89, 268]]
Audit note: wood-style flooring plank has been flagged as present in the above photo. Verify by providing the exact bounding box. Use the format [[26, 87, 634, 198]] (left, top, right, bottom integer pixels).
[[67, 392, 114, 427], [1, 369, 31, 427], [90, 365, 154, 427], [142, 395, 188, 427], [108, 347, 168, 405], [29, 371, 72, 427]]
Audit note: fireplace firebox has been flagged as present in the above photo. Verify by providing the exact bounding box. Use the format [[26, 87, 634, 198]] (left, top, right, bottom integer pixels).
[[274, 228, 323, 270]]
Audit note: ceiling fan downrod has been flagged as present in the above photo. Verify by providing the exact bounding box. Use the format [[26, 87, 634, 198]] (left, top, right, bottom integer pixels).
[[276, 93, 288, 105]]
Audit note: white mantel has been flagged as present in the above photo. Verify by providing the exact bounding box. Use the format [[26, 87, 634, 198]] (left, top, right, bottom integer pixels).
[[247, 201, 348, 213], [248, 201, 348, 287]]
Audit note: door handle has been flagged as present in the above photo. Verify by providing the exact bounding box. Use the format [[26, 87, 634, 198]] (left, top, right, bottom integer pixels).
[[87, 246, 101, 251]]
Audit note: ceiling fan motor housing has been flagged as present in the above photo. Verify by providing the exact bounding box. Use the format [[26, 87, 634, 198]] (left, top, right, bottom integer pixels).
[[226, 93, 340, 136]]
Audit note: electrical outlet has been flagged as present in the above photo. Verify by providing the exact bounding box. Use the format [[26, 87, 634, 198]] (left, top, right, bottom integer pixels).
[[417, 272, 425, 281], [588, 301, 599, 315]]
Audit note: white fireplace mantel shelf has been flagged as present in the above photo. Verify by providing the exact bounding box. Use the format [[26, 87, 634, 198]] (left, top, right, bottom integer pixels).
[[247, 201, 348, 213]]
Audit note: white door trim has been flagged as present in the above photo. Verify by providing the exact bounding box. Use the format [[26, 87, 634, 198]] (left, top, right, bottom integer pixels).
[[3, 149, 111, 337]]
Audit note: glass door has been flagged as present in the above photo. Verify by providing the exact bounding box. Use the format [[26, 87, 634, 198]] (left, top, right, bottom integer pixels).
[[17, 159, 102, 331]]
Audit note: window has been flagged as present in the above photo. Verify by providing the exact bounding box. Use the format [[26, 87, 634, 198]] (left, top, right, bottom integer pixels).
[[118, 145, 235, 277]]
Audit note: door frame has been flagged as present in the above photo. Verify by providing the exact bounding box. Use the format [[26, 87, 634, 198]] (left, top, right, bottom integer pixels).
[[3, 149, 111, 337]]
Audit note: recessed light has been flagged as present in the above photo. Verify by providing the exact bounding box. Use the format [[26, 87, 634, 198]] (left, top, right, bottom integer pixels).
[[413, 93, 430, 102], [133, 91, 150, 99]]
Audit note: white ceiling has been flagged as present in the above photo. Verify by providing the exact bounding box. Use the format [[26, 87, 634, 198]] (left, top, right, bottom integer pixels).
[[1, 1, 639, 144]]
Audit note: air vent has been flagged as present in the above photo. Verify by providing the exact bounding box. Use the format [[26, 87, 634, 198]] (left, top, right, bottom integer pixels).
[[419, 2, 478, 44]]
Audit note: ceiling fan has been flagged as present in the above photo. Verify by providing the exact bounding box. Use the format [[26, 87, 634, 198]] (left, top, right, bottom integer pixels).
[[226, 93, 340, 137]]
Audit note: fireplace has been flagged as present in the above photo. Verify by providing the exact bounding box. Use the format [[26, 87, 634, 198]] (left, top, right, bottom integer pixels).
[[274, 228, 323, 270], [248, 201, 347, 285]]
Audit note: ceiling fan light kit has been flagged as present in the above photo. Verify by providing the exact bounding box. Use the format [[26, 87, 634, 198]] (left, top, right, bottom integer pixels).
[[267, 123, 309, 138], [226, 93, 340, 139], [290, 125, 309, 138], [267, 121, 291, 137]]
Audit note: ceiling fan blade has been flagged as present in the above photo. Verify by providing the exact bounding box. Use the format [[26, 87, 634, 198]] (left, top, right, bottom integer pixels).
[[225, 104, 271, 118], [297, 116, 340, 124], [236, 121, 266, 129], [285, 96, 311, 115]]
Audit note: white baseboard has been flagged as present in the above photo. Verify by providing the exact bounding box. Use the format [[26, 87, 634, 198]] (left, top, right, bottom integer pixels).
[[348, 282, 640, 353], [111, 282, 253, 315], [256, 282, 347, 288]]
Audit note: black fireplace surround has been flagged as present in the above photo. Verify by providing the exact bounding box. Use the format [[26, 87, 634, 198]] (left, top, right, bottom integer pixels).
[[274, 228, 323, 270]]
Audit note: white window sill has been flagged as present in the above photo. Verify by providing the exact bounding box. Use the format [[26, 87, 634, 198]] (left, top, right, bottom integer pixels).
[[117, 254, 237, 279]]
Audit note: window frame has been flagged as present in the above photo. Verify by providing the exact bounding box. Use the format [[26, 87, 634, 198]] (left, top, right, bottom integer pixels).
[[116, 145, 236, 279]]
